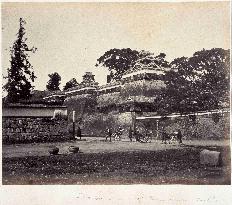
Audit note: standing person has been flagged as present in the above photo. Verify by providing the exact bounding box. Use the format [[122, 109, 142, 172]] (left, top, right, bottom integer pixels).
[[108, 128, 112, 142], [105, 128, 108, 141], [106, 128, 112, 142], [105, 128, 109, 141], [177, 129, 183, 144], [128, 126, 133, 142], [134, 130, 139, 142], [162, 130, 168, 144], [77, 126, 82, 140]]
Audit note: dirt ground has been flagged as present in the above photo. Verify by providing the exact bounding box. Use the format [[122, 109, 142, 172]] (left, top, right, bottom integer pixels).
[[2, 138, 230, 158], [2, 138, 231, 185]]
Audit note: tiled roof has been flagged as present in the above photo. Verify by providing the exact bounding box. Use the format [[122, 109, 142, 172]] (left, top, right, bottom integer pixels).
[[98, 81, 121, 90], [65, 82, 99, 92]]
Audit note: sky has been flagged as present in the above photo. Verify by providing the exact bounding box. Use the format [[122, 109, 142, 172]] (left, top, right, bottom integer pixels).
[[1, 2, 230, 91]]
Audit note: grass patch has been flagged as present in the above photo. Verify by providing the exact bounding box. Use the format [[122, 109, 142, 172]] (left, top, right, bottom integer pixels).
[[2, 146, 230, 185]]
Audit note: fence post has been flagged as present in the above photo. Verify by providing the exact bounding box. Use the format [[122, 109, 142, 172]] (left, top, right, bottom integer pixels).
[[72, 111, 75, 140]]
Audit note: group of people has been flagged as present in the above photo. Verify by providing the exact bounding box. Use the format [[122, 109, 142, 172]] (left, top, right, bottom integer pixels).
[[161, 129, 183, 144], [106, 126, 183, 144], [75, 125, 183, 144], [106, 127, 124, 141]]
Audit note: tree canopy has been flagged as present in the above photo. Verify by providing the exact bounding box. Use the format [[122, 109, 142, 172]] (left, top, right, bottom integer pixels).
[[63, 78, 78, 90], [46, 72, 61, 91], [134, 51, 169, 70], [96, 48, 169, 81], [4, 18, 37, 103], [96, 47, 229, 114], [162, 48, 230, 114], [96, 48, 139, 81], [190, 48, 230, 110]]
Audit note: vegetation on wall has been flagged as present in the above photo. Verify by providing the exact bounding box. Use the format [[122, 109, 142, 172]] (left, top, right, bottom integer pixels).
[[121, 81, 164, 98], [64, 94, 97, 123]]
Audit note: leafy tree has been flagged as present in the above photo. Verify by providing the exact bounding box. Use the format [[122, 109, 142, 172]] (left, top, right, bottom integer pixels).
[[163, 48, 230, 114], [63, 78, 78, 90], [96, 48, 169, 81], [96, 48, 139, 81], [46, 72, 61, 91], [164, 57, 198, 113], [134, 51, 169, 71], [189, 48, 230, 110], [3, 18, 37, 103]]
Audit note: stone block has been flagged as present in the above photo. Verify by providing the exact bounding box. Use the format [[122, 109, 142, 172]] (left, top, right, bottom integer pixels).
[[6, 128, 11, 134], [200, 149, 221, 166], [19, 135, 25, 142], [15, 128, 21, 133], [2, 122, 7, 129], [11, 123, 17, 128], [25, 128, 31, 133], [27, 135, 32, 141], [5, 136, 10, 143]]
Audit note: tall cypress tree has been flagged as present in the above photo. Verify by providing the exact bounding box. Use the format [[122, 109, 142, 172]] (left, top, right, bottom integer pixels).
[[4, 18, 36, 103]]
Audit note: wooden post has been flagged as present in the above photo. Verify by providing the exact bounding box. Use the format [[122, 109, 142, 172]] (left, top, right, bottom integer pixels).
[[132, 111, 136, 135], [156, 120, 159, 139], [72, 111, 75, 140]]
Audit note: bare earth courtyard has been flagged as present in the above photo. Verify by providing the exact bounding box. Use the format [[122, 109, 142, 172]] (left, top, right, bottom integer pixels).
[[2, 138, 231, 185]]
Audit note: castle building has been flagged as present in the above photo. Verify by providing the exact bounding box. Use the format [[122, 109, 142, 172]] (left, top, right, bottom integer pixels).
[[44, 62, 169, 114], [41, 63, 229, 139], [65, 72, 99, 97]]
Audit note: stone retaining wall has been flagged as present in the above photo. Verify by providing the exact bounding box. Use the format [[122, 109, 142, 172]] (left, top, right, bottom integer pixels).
[[141, 113, 230, 140], [79, 111, 230, 140], [2, 117, 70, 144]]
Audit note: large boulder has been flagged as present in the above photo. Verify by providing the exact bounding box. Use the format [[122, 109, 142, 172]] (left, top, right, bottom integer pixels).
[[200, 149, 221, 166]]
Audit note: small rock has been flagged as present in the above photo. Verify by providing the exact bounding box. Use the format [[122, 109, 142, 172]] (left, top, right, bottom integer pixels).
[[68, 146, 79, 153], [48, 146, 59, 155]]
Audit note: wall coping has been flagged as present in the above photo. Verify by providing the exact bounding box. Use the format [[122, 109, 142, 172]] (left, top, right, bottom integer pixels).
[[2, 116, 53, 118], [3, 103, 67, 109]]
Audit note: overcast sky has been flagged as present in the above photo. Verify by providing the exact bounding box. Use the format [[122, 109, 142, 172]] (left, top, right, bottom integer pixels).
[[1, 2, 230, 91]]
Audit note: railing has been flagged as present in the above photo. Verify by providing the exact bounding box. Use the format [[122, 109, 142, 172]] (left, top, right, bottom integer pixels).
[[136, 109, 230, 120]]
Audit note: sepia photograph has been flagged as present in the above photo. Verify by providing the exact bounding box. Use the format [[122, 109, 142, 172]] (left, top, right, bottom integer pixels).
[[1, 1, 230, 187]]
